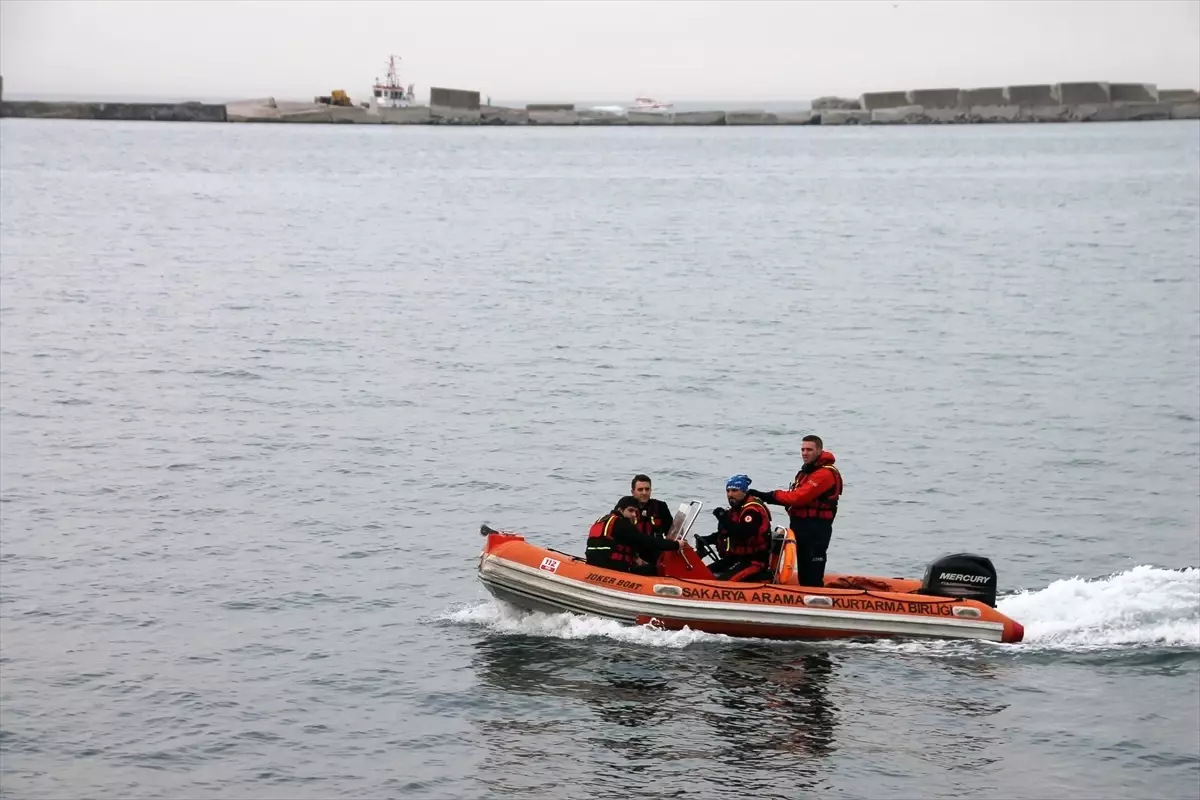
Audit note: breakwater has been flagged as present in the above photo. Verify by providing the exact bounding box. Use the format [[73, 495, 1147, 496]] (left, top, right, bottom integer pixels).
[[2, 81, 1197, 126], [0, 100, 228, 122]]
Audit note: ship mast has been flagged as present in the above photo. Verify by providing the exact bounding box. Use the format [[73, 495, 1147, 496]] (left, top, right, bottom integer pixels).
[[386, 54, 401, 88]]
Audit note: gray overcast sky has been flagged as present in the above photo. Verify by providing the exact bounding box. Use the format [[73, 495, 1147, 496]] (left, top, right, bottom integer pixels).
[[1, 0, 1198, 102]]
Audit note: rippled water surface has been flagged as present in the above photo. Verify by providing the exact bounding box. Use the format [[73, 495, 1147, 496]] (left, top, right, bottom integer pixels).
[[2, 118, 1199, 799]]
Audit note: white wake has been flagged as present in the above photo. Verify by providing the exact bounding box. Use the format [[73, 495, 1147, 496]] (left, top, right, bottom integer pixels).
[[440, 597, 725, 648], [997, 565, 1199, 651]]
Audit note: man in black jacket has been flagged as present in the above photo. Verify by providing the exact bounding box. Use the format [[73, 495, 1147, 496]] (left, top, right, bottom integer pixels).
[[630, 473, 674, 539], [586, 496, 680, 575]]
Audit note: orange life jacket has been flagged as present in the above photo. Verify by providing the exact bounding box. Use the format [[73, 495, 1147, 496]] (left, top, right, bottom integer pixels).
[[787, 465, 842, 521], [720, 497, 772, 557], [586, 513, 639, 565]]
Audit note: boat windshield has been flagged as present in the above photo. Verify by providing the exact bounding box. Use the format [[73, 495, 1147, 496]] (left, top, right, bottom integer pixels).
[[665, 501, 703, 541]]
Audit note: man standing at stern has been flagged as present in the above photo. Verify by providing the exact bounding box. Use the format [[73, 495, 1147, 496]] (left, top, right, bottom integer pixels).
[[749, 435, 842, 587]]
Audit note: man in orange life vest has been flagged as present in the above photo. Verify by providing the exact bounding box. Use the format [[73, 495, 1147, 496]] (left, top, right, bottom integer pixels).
[[748, 434, 843, 587], [585, 496, 681, 576], [695, 474, 774, 582], [630, 473, 674, 539]]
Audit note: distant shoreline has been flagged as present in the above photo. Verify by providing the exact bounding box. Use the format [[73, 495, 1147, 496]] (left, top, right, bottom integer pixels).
[[0, 92, 815, 111], [3, 80, 1197, 127]]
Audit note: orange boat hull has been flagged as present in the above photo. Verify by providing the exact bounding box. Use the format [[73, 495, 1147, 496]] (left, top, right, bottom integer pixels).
[[477, 532, 1024, 644]]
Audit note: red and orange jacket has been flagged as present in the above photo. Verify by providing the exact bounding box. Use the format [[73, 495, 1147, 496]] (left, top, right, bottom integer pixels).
[[717, 497, 773, 559], [767, 451, 843, 522]]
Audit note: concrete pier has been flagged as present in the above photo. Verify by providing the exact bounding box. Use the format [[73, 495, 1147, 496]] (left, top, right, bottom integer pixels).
[[3, 78, 1198, 127], [1, 100, 227, 122]]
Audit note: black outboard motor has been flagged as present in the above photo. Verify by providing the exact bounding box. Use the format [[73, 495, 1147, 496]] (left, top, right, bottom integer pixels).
[[920, 553, 998, 608]]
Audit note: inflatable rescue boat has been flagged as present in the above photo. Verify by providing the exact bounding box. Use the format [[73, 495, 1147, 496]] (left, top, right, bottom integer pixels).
[[477, 502, 1024, 644]]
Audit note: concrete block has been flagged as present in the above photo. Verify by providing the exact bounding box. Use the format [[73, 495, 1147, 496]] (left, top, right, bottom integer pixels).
[[380, 106, 431, 124], [1005, 85, 1058, 106], [229, 96, 276, 111], [274, 101, 317, 113], [860, 91, 909, 110], [278, 109, 335, 123], [871, 105, 927, 124], [627, 111, 673, 125], [481, 106, 529, 125], [959, 87, 1006, 107], [1023, 105, 1071, 123], [429, 86, 481, 122], [1170, 102, 1200, 119], [926, 108, 968, 123], [1073, 104, 1142, 122], [430, 106, 481, 123], [528, 109, 579, 125], [776, 110, 816, 125], [969, 105, 1021, 123], [1110, 83, 1158, 103], [1160, 89, 1200, 103], [117, 102, 227, 122], [811, 96, 861, 110], [1070, 104, 1112, 122], [906, 88, 960, 109], [1118, 102, 1172, 121], [224, 101, 281, 122], [670, 110, 725, 125], [1056, 82, 1110, 105], [725, 110, 780, 125], [526, 103, 575, 111], [1071, 103, 1168, 122], [821, 109, 871, 125], [429, 87, 480, 111], [329, 107, 379, 124], [579, 114, 629, 125]]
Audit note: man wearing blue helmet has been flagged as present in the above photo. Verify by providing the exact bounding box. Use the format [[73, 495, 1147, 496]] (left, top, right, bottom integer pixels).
[[695, 474, 774, 582]]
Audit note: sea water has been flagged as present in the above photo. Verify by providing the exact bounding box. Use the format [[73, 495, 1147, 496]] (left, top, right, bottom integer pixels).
[[1, 118, 1197, 799]]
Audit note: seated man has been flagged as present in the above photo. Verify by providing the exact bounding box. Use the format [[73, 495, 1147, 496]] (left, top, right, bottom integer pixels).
[[630, 473, 674, 539], [696, 474, 773, 582], [586, 495, 681, 576]]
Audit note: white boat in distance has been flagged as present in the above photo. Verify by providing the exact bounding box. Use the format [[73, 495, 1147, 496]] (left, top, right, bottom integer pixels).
[[629, 97, 674, 112]]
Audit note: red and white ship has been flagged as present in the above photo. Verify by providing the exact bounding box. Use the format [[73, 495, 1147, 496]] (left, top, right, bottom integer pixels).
[[372, 54, 416, 109]]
